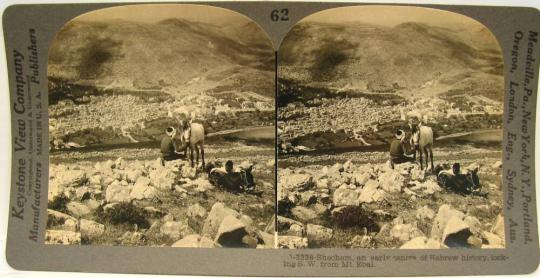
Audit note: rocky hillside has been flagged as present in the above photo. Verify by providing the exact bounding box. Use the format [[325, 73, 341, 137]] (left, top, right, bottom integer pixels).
[[48, 19, 275, 149], [279, 21, 502, 94]]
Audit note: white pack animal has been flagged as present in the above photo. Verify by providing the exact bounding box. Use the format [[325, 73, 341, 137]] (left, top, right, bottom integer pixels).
[[180, 122, 205, 168], [410, 123, 434, 171]]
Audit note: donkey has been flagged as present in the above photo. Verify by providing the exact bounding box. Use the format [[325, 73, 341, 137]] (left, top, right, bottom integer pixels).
[[410, 123, 434, 171], [180, 122, 205, 168]]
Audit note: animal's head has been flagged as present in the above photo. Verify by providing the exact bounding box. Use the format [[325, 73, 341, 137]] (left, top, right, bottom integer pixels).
[[241, 166, 255, 189], [166, 127, 176, 138]]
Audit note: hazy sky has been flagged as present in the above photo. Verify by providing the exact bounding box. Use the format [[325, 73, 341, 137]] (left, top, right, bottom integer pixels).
[[303, 5, 484, 29], [73, 4, 252, 26]]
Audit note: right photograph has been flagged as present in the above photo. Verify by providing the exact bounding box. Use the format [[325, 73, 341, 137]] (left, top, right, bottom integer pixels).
[[277, 6, 505, 249]]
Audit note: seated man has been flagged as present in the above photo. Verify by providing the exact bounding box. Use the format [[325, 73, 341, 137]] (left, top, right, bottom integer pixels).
[[436, 163, 480, 194], [389, 129, 415, 169], [160, 127, 185, 164], [207, 160, 254, 193]]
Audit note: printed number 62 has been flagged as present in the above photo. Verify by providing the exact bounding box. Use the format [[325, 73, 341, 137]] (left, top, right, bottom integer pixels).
[[271, 9, 289, 21]]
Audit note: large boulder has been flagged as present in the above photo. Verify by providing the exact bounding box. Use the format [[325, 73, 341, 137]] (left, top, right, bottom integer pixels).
[[160, 221, 194, 240], [306, 224, 333, 243], [201, 203, 240, 238], [278, 236, 308, 249], [441, 216, 472, 247], [333, 187, 360, 207], [172, 234, 218, 248], [430, 204, 465, 241], [80, 219, 105, 238], [215, 215, 249, 247], [45, 230, 81, 245]]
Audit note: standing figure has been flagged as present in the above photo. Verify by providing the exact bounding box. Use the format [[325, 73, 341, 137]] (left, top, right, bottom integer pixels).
[[410, 122, 434, 171]]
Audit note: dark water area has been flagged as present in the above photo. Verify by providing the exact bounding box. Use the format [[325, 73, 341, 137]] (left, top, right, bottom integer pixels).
[[51, 126, 275, 155], [282, 129, 502, 158]]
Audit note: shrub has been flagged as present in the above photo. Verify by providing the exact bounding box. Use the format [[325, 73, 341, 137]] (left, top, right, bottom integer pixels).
[[96, 203, 150, 229], [332, 206, 380, 232], [48, 194, 70, 213]]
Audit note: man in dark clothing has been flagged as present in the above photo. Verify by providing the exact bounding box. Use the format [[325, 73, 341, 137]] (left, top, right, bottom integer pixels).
[[436, 163, 480, 195], [160, 127, 185, 163], [389, 129, 415, 169], [208, 160, 255, 193]]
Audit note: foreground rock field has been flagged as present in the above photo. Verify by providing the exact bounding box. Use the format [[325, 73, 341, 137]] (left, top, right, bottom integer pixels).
[[46, 144, 275, 248], [277, 147, 504, 249]]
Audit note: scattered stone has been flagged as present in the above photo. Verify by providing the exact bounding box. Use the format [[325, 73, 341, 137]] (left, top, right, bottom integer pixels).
[[119, 231, 144, 245], [105, 181, 132, 203], [351, 172, 370, 187], [410, 167, 425, 182], [66, 202, 91, 218], [358, 179, 385, 203], [492, 161, 502, 169], [80, 219, 105, 238], [278, 236, 308, 249], [172, 234, 218, 248], [400, 236, 442, 249], [187, 203, 207, 222], [291, 206, 318, 222], [349, 235, 374, 248], [45, 230, 81, 245], [299, 191, 317, 206], [149, 168, 176, 190], [47, 209, 78, 231], [130, 178, 158, 200], [306, 224, 333, 243], [390, 223, 424, 242], [160, 221, 194, 240], [333, 187, 360, 207], [416, 206, 435, 221], [288, 224, 304, 237], [482, 231, 503, 247], [279, 174, 314, 191], [491, 214, 505, 239], [378, 171, 404, 193]]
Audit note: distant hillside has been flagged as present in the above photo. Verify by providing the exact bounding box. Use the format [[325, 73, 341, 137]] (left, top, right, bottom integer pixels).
[[48, 18, 274, 97], [279, 21, 503, 100]]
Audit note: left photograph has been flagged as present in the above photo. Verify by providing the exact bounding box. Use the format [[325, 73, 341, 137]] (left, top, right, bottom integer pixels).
[[46, 4, 276, 248]]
